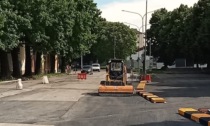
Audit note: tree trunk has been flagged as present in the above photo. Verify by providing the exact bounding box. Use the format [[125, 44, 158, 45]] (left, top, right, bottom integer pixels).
[[11, 47, 21, 78], [35, 52, 41, 75], [61, 56, 66, 73], [24, 45, 32, 76], [0, 51, 11, 79], [0, 55, 1, 78], [50, 54, 55, 73]]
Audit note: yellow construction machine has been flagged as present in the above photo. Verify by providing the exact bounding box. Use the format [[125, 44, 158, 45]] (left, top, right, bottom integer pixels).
[[98, 59, 134, 96]]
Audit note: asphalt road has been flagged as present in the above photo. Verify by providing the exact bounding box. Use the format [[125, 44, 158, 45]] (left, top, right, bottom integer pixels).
[[0, 71, 210, 126]]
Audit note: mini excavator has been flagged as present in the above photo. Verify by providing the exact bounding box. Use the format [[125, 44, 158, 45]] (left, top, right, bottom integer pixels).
[[98, 59, 134, 96]]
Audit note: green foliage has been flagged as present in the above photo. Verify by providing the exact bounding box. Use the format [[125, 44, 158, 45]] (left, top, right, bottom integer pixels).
[[0, 0, 101, 59], [92, 21, 137, 62], [67, 0, 100, 59], [0, 0, 30, 51], [147, 0, 210, 67]]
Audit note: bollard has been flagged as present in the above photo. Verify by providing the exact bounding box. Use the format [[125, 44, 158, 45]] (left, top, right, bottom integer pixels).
[[42, 76, 49, 84], [16, 79, 23, 90]]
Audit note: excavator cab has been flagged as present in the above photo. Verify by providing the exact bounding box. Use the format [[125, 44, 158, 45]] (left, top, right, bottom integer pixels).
[[98, 59, 134, 96], [109, 60, 124, 80]]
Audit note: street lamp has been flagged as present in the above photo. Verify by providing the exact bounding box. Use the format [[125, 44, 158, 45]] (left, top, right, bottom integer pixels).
[[123, 22, 141, 73], [123, 22, 141, 31], [122, 1, 157, 75], [122, 10, 146, 74], [145, 0, 148, 74], [122, 10, 156, 33], [122, 8, 153, 74]]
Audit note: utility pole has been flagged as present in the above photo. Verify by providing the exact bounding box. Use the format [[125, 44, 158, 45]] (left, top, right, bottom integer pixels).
[[114, 37, 116, 59], [123, 22, 141, 73], [81, 52, 83, 69], [143, 0, 148, 75]]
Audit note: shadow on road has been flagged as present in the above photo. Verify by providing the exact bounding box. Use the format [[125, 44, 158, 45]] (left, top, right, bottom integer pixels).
[[82, 92, 140, 97], [82, 92, 99, 96], [148, 74, 210, 98]]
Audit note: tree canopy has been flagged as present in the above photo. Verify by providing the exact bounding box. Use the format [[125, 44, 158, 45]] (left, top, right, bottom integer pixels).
[[147, 0, 210, 67], [91, 21, 137, 63], [0, 0, 138, 78]]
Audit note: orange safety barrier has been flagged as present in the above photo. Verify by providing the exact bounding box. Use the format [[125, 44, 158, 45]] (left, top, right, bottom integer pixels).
[[140, 74, 152, 82], [77, 73, 87, 80], [145, 74, 151, 82]]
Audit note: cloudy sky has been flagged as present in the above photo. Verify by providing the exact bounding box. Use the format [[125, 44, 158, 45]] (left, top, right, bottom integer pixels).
[[94, 0, 198, 30]]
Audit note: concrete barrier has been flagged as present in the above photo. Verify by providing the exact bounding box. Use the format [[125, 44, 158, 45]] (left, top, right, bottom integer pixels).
[[16, 79, 23, 90], [42, 76, 49, 84], [138, 92, 166, 103], [178, 108, 210, 126]]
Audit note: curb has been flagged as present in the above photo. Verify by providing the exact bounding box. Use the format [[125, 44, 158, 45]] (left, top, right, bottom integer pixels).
[[0, 80, 18, 84]]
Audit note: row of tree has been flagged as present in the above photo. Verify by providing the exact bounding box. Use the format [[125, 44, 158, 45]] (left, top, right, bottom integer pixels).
[[147, 0, 210, 68], [0, 0, 137, 79]]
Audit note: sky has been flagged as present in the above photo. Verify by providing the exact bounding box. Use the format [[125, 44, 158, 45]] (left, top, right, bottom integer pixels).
[[93, 0, 199, 30]]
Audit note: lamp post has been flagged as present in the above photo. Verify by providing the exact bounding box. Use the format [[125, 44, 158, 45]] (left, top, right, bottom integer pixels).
[[122, 9, 156, 34], [113, 37, 116, 59], [123, 22, 141, 73], [145, 0, 148, 74], [122, 2, 151, 75], [122, 0, 157, 75], [122, 10, 146, 74]]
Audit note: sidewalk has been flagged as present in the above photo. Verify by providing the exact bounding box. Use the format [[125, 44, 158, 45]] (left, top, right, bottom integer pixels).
[[0, 72, 105, 125], [0, 73, 98, 102]]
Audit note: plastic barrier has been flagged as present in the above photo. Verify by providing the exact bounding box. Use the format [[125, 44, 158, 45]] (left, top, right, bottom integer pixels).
[[136, 81, 147, 93], [140, 74, 152, 82], [78, 73, 87, 80]]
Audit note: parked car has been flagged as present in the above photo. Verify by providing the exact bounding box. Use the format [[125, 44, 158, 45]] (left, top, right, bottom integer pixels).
[[81, 65, 93, 74], [92, 63, 100, 72]]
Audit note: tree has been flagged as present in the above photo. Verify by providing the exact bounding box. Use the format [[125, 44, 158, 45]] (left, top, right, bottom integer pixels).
[[179, 0, 210, 67], [147, 8, 174, 67], [65, 0, 100, 57], [91, 21, 137, 63], [196, 1, 210, 68], [0, 0, 30, 79], [59, 0, 101, 71], [148, 5, 192, 67]]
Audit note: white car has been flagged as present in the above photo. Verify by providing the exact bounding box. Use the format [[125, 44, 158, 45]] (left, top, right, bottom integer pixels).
[[92, 63, 100, 72]]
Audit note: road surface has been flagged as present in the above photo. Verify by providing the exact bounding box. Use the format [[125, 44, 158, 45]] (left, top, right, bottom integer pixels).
[[0, 71, 210, 126]]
